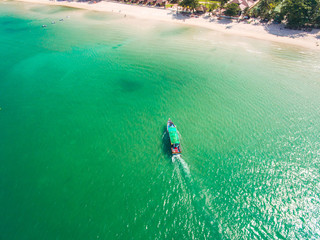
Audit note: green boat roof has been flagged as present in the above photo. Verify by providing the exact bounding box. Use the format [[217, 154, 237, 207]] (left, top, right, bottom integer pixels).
[[168, 127, 180, 144]]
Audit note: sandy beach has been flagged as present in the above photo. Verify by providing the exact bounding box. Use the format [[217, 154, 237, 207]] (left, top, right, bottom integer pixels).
[[12, 0, 320, 50]]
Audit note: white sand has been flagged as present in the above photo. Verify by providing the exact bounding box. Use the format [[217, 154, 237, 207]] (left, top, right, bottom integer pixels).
[[14, 0, 320, 50]]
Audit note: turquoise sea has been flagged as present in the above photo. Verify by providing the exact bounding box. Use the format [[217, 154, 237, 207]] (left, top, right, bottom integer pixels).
[[1, 1, 320, 239]]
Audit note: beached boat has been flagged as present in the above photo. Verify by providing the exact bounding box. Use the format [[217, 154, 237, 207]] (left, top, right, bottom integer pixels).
[[167, 118, 182, 155]]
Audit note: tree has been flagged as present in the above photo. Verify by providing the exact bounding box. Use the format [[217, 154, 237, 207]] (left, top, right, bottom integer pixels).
[[281, 0, 316, 28], [257, 0, 276, 19], [316, 15, 320, 25], [307, 0, 320, 24], [218, 0, 229, 15], [243, 7, 250, 16], [250, 8, 259, 18], [208, 2, 219, 13], [219, 0, 229, 8], [179, 0, 199, 12], [224, 3, 241, 16]]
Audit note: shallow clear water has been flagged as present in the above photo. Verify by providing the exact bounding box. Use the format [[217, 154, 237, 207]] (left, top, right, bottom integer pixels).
[[1, 1, 320, 239]]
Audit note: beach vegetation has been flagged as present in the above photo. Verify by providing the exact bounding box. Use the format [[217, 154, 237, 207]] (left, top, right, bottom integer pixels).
[[219, 0, 229, 8], [217, 0, 228, 15], [243, 7, 250, 16], [316, 15, 320, 24], [257, 0, 277, 18], [218, 0, 228, 12], [249, 8, 258, 17], [207, 2, 219, 12], [224, 3, 241, 16], [281, 0, 320, 28], [179, 0, 200, 12], [201, 0, 219, 13], [272, 12, 284, 23], [248, 0, 320, 28], [249, 0, 282, 21], [199, 0, 220, 3]]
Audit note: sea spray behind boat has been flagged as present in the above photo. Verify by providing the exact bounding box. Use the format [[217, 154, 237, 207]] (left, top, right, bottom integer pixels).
[[172, 155, 190, 176], [171, 155, 220, 238]]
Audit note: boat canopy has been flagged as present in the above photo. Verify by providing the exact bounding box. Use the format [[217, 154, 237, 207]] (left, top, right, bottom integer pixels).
[[168, 127, 180, 144]]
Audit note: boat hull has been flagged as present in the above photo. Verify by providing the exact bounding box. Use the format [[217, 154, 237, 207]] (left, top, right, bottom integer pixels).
[[167, 119, 182, 155]]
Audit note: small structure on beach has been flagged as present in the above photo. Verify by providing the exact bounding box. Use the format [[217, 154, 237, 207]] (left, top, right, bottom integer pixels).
[[229, 0, 257, 10]]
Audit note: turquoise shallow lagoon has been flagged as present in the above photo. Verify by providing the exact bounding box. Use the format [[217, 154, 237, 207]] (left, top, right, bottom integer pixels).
[[1, 1, 320, 239]]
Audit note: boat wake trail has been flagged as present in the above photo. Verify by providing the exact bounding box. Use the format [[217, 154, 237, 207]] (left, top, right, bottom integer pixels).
[[161, 131, 166, 140], [162, 123, 220, 238], [172, 155, 190, 176], [170, 155, 221, 239]]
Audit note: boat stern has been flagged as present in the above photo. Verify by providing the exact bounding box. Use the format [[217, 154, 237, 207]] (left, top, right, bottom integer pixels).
[[171, 144, 182, 155]]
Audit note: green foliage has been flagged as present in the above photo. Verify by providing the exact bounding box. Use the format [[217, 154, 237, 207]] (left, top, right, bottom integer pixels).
[[257, 0, 279, 19], [199, 0, 220, 3], [179, 0, 200, 11], [247, 0, 320, 27], [281, 0, 320, 28], [217, 0, 228, 8], [273, 12, 284, 22], [250, 8, 259, 18], [207, 2, 219, 11], [224, 3, 241, 16], [243, 7, 250, 16]]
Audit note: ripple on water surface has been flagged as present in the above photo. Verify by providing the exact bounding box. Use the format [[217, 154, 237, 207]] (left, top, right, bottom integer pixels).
[[1, 1, 320, 239]]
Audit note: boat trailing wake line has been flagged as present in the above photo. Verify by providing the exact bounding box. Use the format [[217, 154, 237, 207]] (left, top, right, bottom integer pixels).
[[161, 131, 166, 140], [171, 154, 179, 163], [172, 154, 190, 177], [179, 157, 190, 176], [170, 155, 220, 239], [164, 119, 221, 238]]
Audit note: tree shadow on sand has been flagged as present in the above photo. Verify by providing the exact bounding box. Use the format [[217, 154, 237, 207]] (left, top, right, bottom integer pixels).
[[263, 23, 320, 39], [167, 11, 235, 28], [216, 18, 233, 25], [168, 12, 189, 22], [166, 11, 320, 43]]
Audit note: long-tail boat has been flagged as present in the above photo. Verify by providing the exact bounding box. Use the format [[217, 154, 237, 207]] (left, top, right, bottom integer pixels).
[[167, 118, 182, 155]]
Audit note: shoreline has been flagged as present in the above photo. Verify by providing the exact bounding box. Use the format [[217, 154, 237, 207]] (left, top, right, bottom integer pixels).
[[13, 0, 320, 50]]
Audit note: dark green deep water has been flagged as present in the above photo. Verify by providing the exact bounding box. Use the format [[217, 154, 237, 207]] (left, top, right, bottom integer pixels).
[[1, 1, 320, 239]]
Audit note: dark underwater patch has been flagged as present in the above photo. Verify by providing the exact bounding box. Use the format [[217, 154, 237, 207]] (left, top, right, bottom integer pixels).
[[0, 16, 33, 33], [119, 79, 143, 92]]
